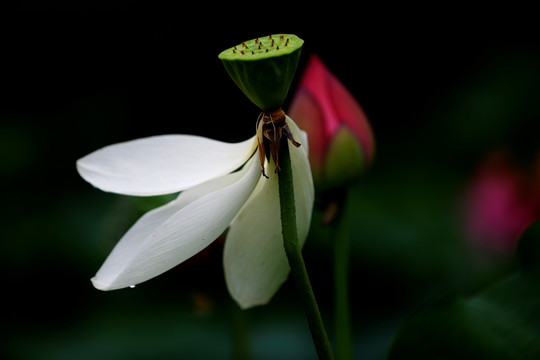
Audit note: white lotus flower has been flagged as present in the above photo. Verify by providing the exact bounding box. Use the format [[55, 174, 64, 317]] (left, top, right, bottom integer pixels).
[[77, 116, 314, 309]]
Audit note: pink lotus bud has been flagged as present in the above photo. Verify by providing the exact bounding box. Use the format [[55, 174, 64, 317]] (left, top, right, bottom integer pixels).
[[463, 151, 540, 254], [289, 55, 375, 191]]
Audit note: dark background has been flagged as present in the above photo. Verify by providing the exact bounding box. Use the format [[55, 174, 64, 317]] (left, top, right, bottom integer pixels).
[[2, 6, 539, 360]]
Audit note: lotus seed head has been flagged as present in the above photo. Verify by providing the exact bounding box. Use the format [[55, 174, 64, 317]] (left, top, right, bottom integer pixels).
[[219, 34, 304, 111], [219, 34, 303, 61]]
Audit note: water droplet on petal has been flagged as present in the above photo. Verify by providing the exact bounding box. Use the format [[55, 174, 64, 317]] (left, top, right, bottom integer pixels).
[[129, 285, 136, 288]]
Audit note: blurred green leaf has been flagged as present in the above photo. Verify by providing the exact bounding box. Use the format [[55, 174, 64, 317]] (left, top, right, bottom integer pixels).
[[387, 221, 540, 360]]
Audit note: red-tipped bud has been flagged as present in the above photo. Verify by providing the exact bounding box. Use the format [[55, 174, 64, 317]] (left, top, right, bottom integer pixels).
[[289, 55, 375, 191]]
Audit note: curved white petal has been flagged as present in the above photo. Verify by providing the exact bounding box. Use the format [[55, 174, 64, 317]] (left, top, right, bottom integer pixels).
[[77, 135, 257, 196], [91, 156, 261, 290], [224, 119, 314, 309], [223, 161, 284, 309]]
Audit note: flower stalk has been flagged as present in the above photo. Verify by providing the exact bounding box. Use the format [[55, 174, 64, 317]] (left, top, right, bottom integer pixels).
[[278, 137, 334, 360]]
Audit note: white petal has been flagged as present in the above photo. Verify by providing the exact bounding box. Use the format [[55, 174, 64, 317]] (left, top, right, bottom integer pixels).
[[224, 120, 314, 309], [77, 135, 257, 196], [287, 117, 314, 250], [91, 156, 261, 290]]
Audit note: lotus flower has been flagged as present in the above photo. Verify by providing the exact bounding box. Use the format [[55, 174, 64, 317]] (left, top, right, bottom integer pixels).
[[463, 151, 540, 253], [77, 117, 314, 309]]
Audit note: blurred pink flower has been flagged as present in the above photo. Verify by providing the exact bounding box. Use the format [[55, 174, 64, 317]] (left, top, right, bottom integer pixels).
[[463, 151, 540, 253], [289, 54, 375, 191]]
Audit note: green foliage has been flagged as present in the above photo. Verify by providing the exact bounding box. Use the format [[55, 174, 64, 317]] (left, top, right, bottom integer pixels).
[[387, 222, 540, 360]]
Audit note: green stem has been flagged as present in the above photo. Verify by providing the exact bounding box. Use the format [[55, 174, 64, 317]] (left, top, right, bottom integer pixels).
[[229, 298, 250, 360], [332, 192, 353, 360], [278, 138, 334, 360]]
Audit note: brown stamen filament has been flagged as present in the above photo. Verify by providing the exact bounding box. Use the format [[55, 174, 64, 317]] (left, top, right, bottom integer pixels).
[[256, 108, 301, 178]]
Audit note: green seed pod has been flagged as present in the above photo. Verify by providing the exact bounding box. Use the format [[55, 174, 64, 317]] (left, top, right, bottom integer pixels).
[[219, 34, 304, 111]]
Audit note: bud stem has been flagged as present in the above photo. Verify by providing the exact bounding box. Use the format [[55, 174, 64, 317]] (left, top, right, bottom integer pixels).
[[278, 137, 334, 360], [332, 190, 353, 360]]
